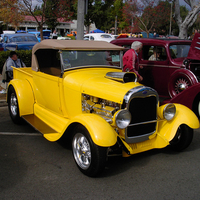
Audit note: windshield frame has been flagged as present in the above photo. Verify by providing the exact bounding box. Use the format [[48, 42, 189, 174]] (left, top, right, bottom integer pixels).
[[60, 49, 123, 72]]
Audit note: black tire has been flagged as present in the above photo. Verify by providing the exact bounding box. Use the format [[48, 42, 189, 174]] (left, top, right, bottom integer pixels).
[[8, 85, 23, 124], [192, 93, 200, 119], [72, 125, 107, 177], [169, 124, 193, 151]]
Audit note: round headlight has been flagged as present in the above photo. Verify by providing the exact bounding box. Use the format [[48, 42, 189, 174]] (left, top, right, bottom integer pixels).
[[115, 109, 131, 129], [163, 103, 176, 121]]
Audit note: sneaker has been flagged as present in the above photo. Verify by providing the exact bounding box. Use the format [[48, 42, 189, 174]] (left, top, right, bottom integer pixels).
[[0, 89, 6, 94]]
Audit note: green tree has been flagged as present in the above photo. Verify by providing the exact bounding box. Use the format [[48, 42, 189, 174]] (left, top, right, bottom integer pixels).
[[45, 0, 60, 30]]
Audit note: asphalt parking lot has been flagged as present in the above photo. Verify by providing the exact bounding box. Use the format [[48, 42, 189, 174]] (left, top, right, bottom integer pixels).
[[1, 105, 200, 200]]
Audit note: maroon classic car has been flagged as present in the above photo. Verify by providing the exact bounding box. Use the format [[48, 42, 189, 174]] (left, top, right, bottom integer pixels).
[[111, 33, 200, 118]]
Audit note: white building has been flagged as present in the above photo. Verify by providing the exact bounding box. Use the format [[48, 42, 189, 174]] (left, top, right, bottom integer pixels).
[[10, 16, 97, 35]]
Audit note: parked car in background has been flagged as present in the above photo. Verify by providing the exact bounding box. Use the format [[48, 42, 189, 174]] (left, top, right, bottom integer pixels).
[[111, 35, 119, 39], [67, 31, 77, 37], [84, 33, 113, 42], [57, 35, 71, 40], [0, 30, 16, 42], [1, 33, 38, 51], [111, 33, 200, 118], [7, 40, 199, 177], [28, 30, 51, 42], [3, 30, 15, 34]]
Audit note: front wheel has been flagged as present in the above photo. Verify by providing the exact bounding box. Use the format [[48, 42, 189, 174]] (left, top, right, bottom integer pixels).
[[72, 125, 107, 177], [168, 70, 198, 98], [192, 93, 200, 119], [169, 124, 193, 151]]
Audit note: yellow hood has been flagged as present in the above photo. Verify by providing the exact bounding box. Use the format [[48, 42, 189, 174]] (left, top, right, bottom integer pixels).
[[63, 68, 142, 103]]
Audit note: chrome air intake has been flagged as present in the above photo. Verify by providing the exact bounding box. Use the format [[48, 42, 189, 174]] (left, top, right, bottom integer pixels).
[[105, 72, 137, 83]]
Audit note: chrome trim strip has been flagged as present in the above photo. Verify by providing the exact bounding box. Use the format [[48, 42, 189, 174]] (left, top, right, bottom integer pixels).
[[128, 120, 157, 127], [195, 46, 200, 50], [126, 132, 155, 144], [196, 42, 200, 45], [140, 64, 180, 69]]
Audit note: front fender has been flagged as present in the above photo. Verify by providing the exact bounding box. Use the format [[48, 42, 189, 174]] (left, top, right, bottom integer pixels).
[[173, 83, 200, 109], [163, 83, 200, 110], [158, 104, 199, 142], [8, 79, 34, 116], [69, 114, 118, 147]]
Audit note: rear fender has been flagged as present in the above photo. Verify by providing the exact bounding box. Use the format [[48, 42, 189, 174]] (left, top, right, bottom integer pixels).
[[8, 79, 34, 116]]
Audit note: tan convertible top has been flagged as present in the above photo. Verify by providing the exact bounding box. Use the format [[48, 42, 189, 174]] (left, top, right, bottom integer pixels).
[[32, 40, 124, 71], [32, 39, 124, 53]]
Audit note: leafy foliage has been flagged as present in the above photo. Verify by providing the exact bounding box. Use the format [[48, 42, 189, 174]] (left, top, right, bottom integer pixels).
[[0, 50, 32, 74], [0, 0, 25, 30]]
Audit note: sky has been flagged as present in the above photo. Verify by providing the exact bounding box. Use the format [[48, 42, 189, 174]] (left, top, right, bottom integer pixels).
[[32, 0, 41, 7], [31, 0, 191, 10]]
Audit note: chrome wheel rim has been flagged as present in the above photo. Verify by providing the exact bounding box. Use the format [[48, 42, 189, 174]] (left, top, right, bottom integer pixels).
[[72, 133, 91, 170], [10, 93, 18, 116], [175, 78, 190, 94]]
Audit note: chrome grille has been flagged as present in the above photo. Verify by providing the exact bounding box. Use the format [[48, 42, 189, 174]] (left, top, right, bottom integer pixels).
[[123, 86, 158, 144]]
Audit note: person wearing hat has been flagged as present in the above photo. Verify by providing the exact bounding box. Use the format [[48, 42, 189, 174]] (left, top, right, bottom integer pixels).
[[6, 51, 26, 80], [123, 41, 143, 82]]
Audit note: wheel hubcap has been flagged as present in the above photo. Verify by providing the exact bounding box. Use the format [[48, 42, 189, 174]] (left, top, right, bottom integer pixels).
[[10, 93, 18, 116], [72, 133, 91, 170], [175, 78, 190, 94]]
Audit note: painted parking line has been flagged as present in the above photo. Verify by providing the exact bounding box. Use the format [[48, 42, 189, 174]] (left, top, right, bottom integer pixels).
[[0, 132, 41, 136]]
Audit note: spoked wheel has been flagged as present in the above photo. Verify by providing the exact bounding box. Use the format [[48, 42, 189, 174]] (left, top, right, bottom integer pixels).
[[169, 124, 193, 151], [72, 125, 107, 177], [174, 78, 190, 94], [8, 85, 23, 124], [168, 70, 198, 98]]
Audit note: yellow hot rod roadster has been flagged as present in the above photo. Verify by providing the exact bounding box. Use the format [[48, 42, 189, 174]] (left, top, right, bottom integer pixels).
[[7, 40, 199, 176]]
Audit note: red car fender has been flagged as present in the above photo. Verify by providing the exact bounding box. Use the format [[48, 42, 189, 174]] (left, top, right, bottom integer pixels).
[[168, 69, 198, 98], [164, 83, 200, 118]]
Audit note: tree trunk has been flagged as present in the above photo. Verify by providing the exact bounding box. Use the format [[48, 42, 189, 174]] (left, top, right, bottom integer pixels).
[[146, 31, 149, 38], [40, 27, 43, 41], [175, 0, 200, 39], [178, 25, 188, 39]]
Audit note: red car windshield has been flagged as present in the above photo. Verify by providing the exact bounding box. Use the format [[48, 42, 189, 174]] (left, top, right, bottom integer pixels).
[[169, 44, 190, 59]]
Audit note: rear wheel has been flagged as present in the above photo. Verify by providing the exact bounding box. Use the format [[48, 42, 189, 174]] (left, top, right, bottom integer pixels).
[[8, 86, 23, 124], [170, 124, 193, 151], [72, 125, 107, 177]]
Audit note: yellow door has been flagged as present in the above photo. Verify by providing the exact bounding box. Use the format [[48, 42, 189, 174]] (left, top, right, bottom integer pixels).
[[33, 71, 63, 115]]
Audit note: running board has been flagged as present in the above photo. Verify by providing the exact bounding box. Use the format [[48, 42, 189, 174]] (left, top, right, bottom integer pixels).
[[22, 114, 58, 134]]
